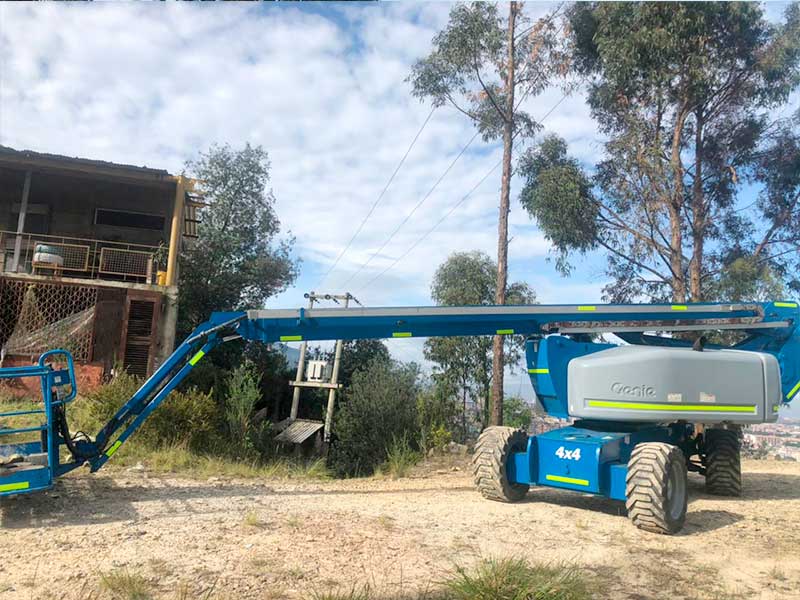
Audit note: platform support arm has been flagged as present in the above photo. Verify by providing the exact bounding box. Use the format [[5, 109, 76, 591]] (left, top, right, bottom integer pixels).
[[85, 313, 246, 471]]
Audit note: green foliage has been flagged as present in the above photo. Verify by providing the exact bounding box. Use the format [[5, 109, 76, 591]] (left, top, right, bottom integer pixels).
[[417, 380, 459, 449], [424, 251, 535, 431], [178, 143, 298, 339], [408, 2, 567, 142], [99, 569, 152, 600], [444, 557, 590, 600], [328, 339, 391, 389], [710, 257, 785, 302], [428, 424, 453, 452], [329, 360, 421, 477], [383, 433, 421, 479], [518, 135, 596, 275], [73, 370, 220, 452], [553, 2, 800, 302], [502, 397, 533, 431], [223, 361, 267, 459]]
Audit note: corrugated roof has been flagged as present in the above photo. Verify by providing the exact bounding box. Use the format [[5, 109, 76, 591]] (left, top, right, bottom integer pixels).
[[274, 419, 324, 444], [0, 145, 172, 179]]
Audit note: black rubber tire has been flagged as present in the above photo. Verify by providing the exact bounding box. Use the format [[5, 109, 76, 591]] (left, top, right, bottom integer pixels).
[[705, 428, 742, 497], [626, 442, 688, 534], [472, 426, 530, 502]]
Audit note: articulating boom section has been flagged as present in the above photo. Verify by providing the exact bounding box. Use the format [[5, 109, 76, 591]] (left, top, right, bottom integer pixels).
[[1, 300, 798, 507]]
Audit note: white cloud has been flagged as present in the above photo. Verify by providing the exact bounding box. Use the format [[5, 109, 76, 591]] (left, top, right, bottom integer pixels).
[[0, 1, 606, 373]]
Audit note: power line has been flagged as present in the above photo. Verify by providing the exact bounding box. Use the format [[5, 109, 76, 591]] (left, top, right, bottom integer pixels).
[[338, 128, 482, 289], [316, 106, 437, 288], [356, 84, 579, 295], [356, 158, 502, 293]]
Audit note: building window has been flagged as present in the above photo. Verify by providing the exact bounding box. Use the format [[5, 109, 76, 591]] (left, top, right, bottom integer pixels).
[[95, 208, 165, 231], [8, 203, 49, 234]]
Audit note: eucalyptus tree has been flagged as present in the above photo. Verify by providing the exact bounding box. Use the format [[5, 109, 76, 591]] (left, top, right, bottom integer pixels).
[[424, 251, 535, 432], [409, 2, 567, 424], [523, 2, 800, 303]]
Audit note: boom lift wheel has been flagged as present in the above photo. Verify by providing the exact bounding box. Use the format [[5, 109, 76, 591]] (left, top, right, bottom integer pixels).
[[472, 426, 529, 502], [625, 442, 688, 534], [704, 428, 742, 496]]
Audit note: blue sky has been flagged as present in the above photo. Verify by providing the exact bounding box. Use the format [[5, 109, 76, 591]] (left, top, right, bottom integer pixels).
[[0, 2, 797, 412]]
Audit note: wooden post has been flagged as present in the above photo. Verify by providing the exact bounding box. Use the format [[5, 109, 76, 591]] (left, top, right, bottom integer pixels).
[[290, 294, 317, 420], [164, 176, 185, 286], [323, 295, 349, 442], [11, 171, 32, 273]]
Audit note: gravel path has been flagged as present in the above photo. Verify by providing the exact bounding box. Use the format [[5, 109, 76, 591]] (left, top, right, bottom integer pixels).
[[1, 458, 798, 599]]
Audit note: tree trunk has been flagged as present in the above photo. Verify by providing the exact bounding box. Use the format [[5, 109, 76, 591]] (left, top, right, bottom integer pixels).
[[667, 106, 689, 303], [490, 1, 518, 427], [689, 109, 705, 302]]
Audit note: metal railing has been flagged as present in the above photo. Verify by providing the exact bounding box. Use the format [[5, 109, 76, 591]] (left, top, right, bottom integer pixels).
[[0, 230, 166, 283]]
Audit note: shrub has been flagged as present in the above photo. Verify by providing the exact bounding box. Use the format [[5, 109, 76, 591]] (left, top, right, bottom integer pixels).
[[428, 423, 453, 453], [71, 369, 221, 452], [384, 433, 421, 478], [329, 360, 421, 477], [223, 360, 265, 458], [503, 396, 533, 431]]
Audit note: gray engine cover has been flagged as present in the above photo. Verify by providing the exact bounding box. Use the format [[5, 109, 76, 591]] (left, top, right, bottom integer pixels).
[[568, 346, 781, 424]]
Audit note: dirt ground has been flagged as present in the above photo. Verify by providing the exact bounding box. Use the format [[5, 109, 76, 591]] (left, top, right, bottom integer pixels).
[[1, 458, 798, 600]]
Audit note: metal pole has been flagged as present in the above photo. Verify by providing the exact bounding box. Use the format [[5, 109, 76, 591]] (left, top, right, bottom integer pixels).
[[11, 171, 32, 273], [324, 294, 349, 442], [290, 294, 316, 420]]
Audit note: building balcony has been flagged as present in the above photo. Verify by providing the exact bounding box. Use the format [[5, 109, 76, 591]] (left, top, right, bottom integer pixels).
[[0, 230, 167, 285]]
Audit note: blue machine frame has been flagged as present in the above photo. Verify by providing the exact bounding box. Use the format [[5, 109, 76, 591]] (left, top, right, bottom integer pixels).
[[2, 300, 799, 508]]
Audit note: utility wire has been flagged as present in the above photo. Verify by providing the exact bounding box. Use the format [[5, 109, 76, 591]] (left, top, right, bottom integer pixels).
[[339, 128, 482, 289], [356, 85, 577, 295], [316, 106, 437, 288]]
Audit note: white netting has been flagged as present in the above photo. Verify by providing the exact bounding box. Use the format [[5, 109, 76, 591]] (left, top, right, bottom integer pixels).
[[0, 281, 97, 364]]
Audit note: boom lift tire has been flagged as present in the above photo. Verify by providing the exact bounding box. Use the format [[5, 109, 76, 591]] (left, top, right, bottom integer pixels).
[[625, 442, 688, 534], [473, 426, 529, 502], [704, 428, 742, 497]]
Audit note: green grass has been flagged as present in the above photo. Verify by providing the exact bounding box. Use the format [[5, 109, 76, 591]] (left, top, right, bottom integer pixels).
[[313, 557, 591, 600], [382, 434, 421, 479], [443, 557, 590, 600], [104, 442, 331, 480], [99, 569, 152, 600]]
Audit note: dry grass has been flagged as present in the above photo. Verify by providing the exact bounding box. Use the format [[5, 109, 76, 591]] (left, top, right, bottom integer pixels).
[[99, 569, 152, 600], [105, 443, 331, 480]]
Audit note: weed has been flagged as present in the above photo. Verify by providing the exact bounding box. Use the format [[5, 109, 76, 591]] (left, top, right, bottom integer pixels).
[[384, 434, 421, 479], [768, 565, 787, 581], [243, 510, 265, 528], [443, 557, 590, 600], [99, 569, 152, 600], [285, 515, 302, 529], [376, 514, 396, 530]]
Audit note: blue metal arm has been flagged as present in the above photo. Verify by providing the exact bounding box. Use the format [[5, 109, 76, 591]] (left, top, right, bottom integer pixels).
[[78, 300, 799, 471]]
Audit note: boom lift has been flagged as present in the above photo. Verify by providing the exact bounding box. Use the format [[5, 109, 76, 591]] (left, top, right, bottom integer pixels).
[[1, 300, 798, 534]]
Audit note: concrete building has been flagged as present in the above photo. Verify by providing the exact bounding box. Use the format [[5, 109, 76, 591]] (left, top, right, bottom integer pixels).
[[0, 146, 200, 385]]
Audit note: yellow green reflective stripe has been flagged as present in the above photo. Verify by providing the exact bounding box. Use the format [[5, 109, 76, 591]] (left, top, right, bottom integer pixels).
[[775, 302, 797, 308], [105, 440, 122, 458], [496, 329, 514, 335], [280, 335, 303, 342], [773, 405, 780, 413], [671, 305, 687, 311], [392, 332, 412, 338], [546, 474, 589, 486], [787, 380, 800, 400], [0, 481, 30, 493], [528, 368, 549, 374], [189, 350, 206, 366], [587, 400, 756, 413], [577, 305, 596, 312]]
